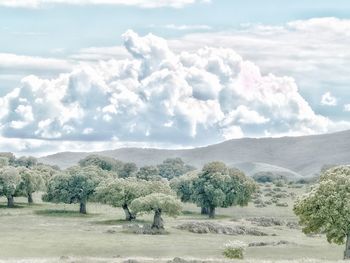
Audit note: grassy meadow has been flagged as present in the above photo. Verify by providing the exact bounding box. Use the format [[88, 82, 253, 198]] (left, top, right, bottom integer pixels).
[[0, 184, 344, 263]]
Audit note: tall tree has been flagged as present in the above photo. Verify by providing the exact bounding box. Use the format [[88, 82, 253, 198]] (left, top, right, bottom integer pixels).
[[191, 162, 257, 218], [95, 178, 173, 220], [0, 166, 21, 207], [43, 166, 109, 214], [158, 158, 195, 180], [294, 165, 350, 259], [17, 167, 44, 204], [130, 193, 182, 229]]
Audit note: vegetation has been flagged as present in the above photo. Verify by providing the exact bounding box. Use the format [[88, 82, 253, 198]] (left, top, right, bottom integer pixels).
[[0, 166, 21, 207], [191, 162, 257, 218], [157, 158, 195, 180], [223, 240, 247, 259], [294, 165, 350, 259], [130, 193, 182, 229], [16, 167, 44, 204]]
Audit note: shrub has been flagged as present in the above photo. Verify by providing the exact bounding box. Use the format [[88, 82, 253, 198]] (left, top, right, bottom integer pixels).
[[223, 240, 247, 259]]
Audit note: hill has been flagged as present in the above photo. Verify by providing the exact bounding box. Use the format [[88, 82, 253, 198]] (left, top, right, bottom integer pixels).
[[39, 130, 350, 177]]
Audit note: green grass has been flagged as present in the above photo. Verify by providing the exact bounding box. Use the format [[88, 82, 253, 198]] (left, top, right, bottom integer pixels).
[[0, 186, 344, 262]]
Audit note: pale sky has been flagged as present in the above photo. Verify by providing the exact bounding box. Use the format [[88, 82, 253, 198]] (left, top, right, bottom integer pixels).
[[0, 0, 350, 156]]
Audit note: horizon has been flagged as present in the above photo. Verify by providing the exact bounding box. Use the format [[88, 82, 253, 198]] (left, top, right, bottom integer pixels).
[[1, 0, 350, 156]]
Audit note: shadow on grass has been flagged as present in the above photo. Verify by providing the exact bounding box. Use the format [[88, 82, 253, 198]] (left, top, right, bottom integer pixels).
[[34, 209, 97, 217], [181, 210, 231, 220], [0, 203, 27, 209], [92, 218, 148, 225]]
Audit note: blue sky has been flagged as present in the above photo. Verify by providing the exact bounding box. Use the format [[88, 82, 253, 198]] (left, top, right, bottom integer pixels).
[[0, 0, 350, 155]]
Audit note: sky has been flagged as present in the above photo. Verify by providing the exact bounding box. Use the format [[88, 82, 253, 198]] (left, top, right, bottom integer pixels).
[[0, 0, 350, 156]]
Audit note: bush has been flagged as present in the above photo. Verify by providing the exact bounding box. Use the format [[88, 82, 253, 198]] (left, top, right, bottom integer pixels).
[[223, 240, 246, 259]]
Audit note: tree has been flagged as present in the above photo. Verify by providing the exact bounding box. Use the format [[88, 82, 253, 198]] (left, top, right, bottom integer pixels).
[[17, 167, 44, 204], [15, 156, 38, 168], [294, 165, 350, 259], [158, 158, 195, 180], [130, 193, 182, 229], [95, 178, 173, 221], [0, 157, 9, 168], [191, 162, 257, 218], [79, 154, 123, 173], [0, 166, 21, 207], [118, 162, 138, 178], [0, 152, 16, 166], [33, 164, 58, 187], [43, 166, 109, 214], [136, 166, 162, 181]]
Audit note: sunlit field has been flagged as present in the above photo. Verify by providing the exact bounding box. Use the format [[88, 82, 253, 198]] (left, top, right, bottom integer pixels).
[[0, 184, 343, 263]]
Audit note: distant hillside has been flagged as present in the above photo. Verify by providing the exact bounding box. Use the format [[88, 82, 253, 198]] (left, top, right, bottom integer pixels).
[[39, 130, 350, 177]]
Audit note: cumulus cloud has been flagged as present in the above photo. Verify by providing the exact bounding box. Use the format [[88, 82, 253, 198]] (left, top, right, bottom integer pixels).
[[1, 29, 345, 155], [0, 0, 207, 8], [344, 104, 350, 112], [152, 24, 212, 31], [321, 92, 337, 106]]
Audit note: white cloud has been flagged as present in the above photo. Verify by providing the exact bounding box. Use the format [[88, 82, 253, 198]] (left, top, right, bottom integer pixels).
[[1, 29, 347, 155], [321, 92, 337, 106], [156, 24, 212, 31], [0, 0, 207, 8], [0, 53, 72, 73], [344, 104, 350, 112]]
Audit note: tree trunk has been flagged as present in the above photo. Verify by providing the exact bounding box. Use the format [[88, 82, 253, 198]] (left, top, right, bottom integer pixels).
[[79, 202, 87, 214], [7, 196, 14, 208], [208, 206, 216, 219], [201, 206, 208, 215], [28, 193, 33, 204], [344, 233, 350, 259], [122, 204, 135, 221], [152, 209, 164, 229]]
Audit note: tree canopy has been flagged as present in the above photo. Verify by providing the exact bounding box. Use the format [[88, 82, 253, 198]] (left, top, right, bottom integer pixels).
[[157, 158, 195, 180], [136, 165, 162, 181], [0, 166, 21, 207], [43, 165, 110, 213], [17, 167, 44, 204], [191, 162, 257, 218], [130, 193, 182, 229], [294, 165, 350, 259]]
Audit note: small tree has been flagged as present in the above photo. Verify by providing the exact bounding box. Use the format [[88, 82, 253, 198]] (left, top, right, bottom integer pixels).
[[95, 178, 173, 221], [43, 166, 109, 214], [158, 158, 195, 180], [136, 166, 162, 181], [0, 166, 21, 207], [192, 162, 257, 218], [130, 193, 182, 229], [17, 167, 44, 204], [294, 165, 350, 259]]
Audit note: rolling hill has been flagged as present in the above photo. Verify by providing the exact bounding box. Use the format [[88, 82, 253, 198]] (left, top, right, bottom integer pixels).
[[39, 129, 350, 177]]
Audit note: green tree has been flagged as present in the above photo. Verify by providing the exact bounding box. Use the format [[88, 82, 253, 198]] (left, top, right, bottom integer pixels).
[[17, 167, 44, 204], [158, 158, 195, 180], [43, 166, 109, 214], [136, 165, 162, 181], [95, 178, 173, 220], [15, 156, 38, 168], [0, 166, 21, 207], [33, 164, 58, 187], [191, 162, 257, 218], [0, 157, 9, 168], [130, 193, 182, 229], [294, 165, 350, 259], [0, 152, 16, 166], [79, 154, 123, 173], [118, 162, 138, 178]]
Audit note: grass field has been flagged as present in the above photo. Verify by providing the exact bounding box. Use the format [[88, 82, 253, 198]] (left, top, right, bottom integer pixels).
[[0, 184, 344, 262]]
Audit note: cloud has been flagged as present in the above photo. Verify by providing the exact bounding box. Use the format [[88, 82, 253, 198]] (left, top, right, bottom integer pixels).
[[152, 24, 212, 31], [344, 104, 350, 112], [0, 53, 72, 74], [0, 0, 207, 8], [321, 92, 337, 106], [2, 29, 348, 157]]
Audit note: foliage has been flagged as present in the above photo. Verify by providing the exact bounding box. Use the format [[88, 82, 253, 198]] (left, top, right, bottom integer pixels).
[[15, 156, 38, 168], [79, 154, 123, 173], [0, 152, 16, 165], [130, 193, 182, 217], [43, 165, 110, 213], [170, 171, 198, 203], [294, 165, 350, 246], [157, 158, 195, 180], [33, 164, 58, 187], [118, 162, 138, 178], [223, 240, 247, 259], [252, 172, 288, 183], [16, 167, 44, 202], [0, 157, 9, 168], [136, 165, 162, 181], [191, 162, 257, 217], [0, 166, 21, 207]]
